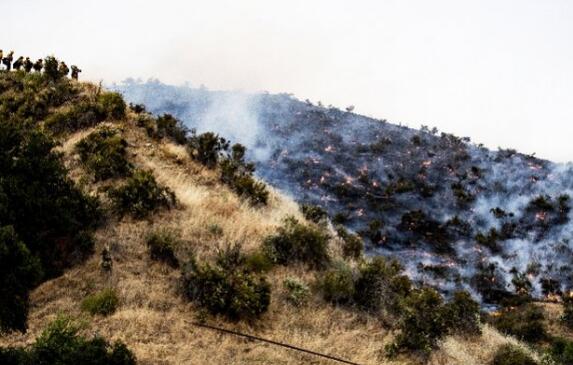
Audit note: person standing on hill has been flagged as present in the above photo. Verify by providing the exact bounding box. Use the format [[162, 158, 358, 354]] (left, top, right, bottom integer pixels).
[[71, 65, 81, 80], [12, 56, 24, 71], [23, 57, 33, 73], [33, 59, 43, 72], [58, 61, 69, 77], [0, 50, 3, 70], [2, 51, 14, 71]]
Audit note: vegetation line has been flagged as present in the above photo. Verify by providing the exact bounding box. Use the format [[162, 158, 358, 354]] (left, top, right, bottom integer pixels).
[[189, 321, 364, 365]]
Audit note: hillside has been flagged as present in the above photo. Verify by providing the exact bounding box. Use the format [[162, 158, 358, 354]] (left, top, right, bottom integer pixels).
[[115, 80, 573, 304], [1, 59, 572, 365]]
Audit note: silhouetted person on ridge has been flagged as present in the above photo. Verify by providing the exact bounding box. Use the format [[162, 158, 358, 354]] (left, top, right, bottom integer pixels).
[[0, 50, 3, 70], [33, 59, 43, 72], [58, 61, 69, 77], [23, 57, 33, 72], [71, 65, 81, 80], [12, 56, 24, 71], [2, 51, 14, 71]]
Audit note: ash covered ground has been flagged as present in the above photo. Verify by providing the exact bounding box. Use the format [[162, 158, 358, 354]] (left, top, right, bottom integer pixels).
[[113, 79, 573, 304]]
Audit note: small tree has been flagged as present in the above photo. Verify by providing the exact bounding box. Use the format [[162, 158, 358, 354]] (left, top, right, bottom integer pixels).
[[187, 132, 229, 168], [0, 226, 43, 333]]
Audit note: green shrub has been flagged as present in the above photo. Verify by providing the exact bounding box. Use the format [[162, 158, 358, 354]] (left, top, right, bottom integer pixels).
[[244, 250, 274, 273], [445, 291, 481, 336], [387, 288, 448, 357], [146, 230, 179, 268], [187, 132, 229, 168], [182, 260, 271, 321], [97, 92, 126, 120], [301, 204, 327, 224], [354, 257, 411, 314], [491, 344, 537, 365], [0, 226, 43, 333], [220, 144, 269, 206], [108, 170, 176, 218], [0, 120, 101, 331], [263, 216, 330, 269], [283, 277, 310, 307], [319, 262, 355, 304], [81, 288, 119, 316], [45, 100, 106, 134], [155, 114, 187, 144], [491, 303, 546, 343], [336, 226, 363, 260], [549, 337, 573, 365], [230, 174, 269, 206], [76, 127, 132, 181], [0, 317, 137, 365]]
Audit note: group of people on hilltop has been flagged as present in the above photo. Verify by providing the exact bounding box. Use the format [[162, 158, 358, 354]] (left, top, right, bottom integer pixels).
[[0, 50, 82, 80]]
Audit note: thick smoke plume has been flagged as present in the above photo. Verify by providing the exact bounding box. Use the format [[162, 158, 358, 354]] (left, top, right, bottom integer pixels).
[[112, 79, 573, 305]]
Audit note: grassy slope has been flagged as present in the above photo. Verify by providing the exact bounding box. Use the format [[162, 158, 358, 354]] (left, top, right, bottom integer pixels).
[[0, 81, 545, 365]]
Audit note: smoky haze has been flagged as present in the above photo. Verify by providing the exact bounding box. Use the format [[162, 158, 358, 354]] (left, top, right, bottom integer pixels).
[[1, 0, 573, 162]]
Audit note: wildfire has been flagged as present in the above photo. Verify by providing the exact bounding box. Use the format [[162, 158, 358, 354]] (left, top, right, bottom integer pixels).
[[528, 163, 543, 171], [546, 293, 562, 302], [535, 211, 547, 221], [422, 160, 432, 168]]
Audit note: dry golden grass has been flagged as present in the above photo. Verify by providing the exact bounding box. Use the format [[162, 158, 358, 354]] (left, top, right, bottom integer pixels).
[[0, 110, 536, 365]]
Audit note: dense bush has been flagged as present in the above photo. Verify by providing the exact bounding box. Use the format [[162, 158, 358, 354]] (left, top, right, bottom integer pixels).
[[319, 262, 355, 304], [301, 204, 327, 224], [386, 287, 482, 358], [491, 344, 537, 365], [263, 216, 330, 269], [220, 143, 269, 206], [97, 92, 126, 120], [187, 132, 229, 168], [0, 120, 101, 331], [0, 317, 137, 365], [81, 288, 119, 316], [354, 257, 411, 314], [146, 230, 180, 268], [336, 226, 363, 260], [0, 72, 78, 122], [45, 99, 106, 134], [227, 174, 269, 206], [491, 303, 546, 343], [387, 288, 449, 357], [155, 114, 187, 144], [243, 250, 274, 273], [283, 277, 311, 307], [76, 127, 132, 181], [0, 226, 43, 333], [445, 291, 482, 336], [182, 259, 271, 321], [108, 170, 176, 218], [549, 337, 573, 365]]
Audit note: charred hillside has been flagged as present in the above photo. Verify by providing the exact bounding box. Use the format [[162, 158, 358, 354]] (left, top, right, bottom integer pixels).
[[114, 80, 573, 304]]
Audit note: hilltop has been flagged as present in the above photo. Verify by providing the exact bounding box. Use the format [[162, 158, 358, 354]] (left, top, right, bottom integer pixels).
[[0, 59, 572, 365]]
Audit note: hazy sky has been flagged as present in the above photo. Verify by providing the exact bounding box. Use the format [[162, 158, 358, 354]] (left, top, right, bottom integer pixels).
[[2, 0, 572, 161]]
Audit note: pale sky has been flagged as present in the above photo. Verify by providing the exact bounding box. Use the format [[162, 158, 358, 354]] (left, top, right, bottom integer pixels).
[[2, 0, 572, 162]]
